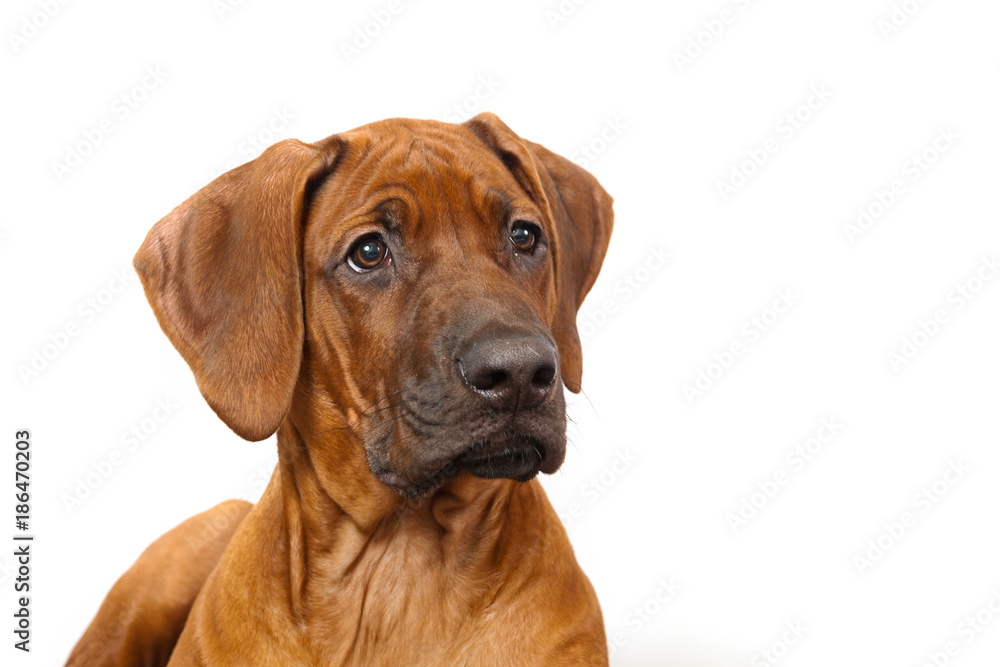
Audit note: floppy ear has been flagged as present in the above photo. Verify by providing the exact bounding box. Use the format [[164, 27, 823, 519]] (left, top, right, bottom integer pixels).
[[133, 139, 335, 440], [464, 113, 614, 392]]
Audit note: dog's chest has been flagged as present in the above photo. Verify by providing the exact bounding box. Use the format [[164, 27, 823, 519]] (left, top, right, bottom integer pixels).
[[297, 527, 538, 664]]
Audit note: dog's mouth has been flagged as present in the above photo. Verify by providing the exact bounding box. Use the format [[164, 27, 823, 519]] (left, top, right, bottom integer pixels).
[[454, 437, 544, 483], [374, 434, 549, 498]]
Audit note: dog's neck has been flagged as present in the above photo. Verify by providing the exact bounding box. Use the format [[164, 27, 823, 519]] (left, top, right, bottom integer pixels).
[[269, 399, 529, 625], [198, 387, 596, 664]]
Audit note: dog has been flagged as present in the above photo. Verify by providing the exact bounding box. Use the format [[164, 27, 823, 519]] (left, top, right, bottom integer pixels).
[[67, 112, 614, 666]]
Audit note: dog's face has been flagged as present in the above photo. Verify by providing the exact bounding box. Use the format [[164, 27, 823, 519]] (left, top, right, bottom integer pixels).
[[134, 114, 612, 496], [305, 120, 569, 494]]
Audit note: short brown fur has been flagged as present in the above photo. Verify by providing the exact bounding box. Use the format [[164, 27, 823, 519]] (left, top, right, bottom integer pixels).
[[68, 113, 613, 666]]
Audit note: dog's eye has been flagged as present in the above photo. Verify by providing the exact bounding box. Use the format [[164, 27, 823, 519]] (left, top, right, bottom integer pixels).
[[348, 235, 390, 273], [510, 222, 538, 254]]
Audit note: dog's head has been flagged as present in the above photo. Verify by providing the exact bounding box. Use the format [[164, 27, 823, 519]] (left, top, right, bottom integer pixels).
[[134, 113, 613, 496]]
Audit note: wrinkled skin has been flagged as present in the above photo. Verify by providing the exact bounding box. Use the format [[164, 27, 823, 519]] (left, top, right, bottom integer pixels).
[[305, 120, 568, 494], [67, 113, 614, 666]]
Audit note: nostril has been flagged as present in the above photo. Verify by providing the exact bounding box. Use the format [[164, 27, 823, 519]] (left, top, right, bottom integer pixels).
[[463, 362, 509, 393], [531, 364, 556, 390], [481, 369, 508, 392]]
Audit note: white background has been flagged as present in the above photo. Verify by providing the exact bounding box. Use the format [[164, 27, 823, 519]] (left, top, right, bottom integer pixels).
[[3, 0, 1000, 665]]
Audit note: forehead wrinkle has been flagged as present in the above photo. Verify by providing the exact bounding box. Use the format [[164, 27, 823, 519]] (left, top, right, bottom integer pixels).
[[330, 125, 526, 252], [320, 134, 425, 227], [400, 142, 468, 242], [330, 137, 403, 204]]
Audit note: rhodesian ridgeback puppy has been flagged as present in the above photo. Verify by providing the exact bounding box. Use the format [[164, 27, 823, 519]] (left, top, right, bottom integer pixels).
[[68, 112, 613, 666]]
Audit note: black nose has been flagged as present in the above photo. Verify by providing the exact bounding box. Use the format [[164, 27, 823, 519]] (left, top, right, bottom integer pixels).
[[459, 334, 559, 410]]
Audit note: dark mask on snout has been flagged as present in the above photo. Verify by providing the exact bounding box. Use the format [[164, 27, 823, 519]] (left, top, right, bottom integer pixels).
[[133, 113, 613, 498]]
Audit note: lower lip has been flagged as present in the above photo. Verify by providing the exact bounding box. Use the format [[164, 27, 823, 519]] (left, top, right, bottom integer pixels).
[[456, 444, 544, 481], [379, 470, 414, 491]]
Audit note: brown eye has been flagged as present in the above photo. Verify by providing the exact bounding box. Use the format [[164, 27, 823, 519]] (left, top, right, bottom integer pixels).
[[510, 222, 538, 253], [348, 236, 390, 272]]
